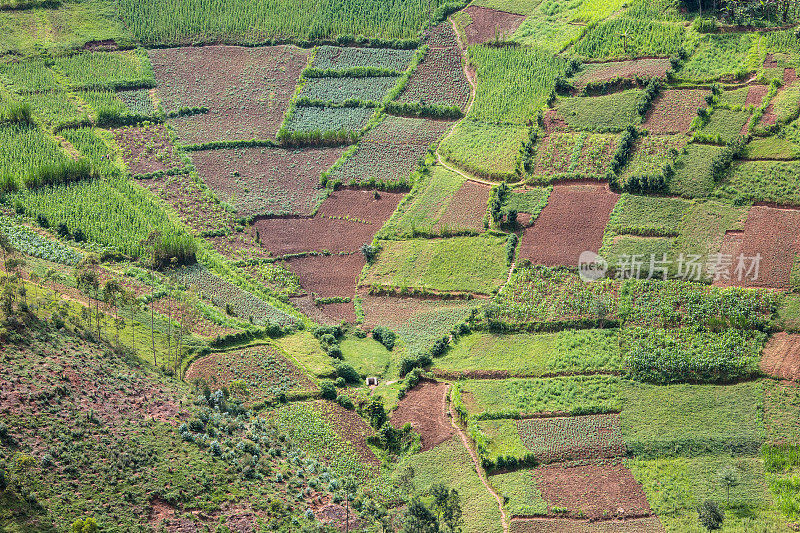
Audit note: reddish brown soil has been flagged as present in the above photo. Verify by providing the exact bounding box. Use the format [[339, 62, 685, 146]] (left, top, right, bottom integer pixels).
[[114, 123, 183, 175], [642, 89, 710, 133], [149, 45, 308, 143], [149, 498, 261, 532], [190, 146, 345, 218], [765, 53, 778, 68], [725, 206, 800, 288], [254, 189, 403, 255], [463, 6, 525, 45], [785, 68, 798, 85], [316, 188, 407, 223], [137, 172, 237, 235], [745, 85, 770, 107], [286, 254, 364, 298], [360, 293, 480, 330], [390, 380, 454, 451], [543, 109, 568, 134], [434, 180, 492, 234], [575, 59, 671, 89], [761, 103, 779, 126], [510, 517, 665, 533], [761, 333, 800, 381], [535, 462, 653, 521], [207, 231, 272, 262], [401, 23, 471, 110], [517, 183, 620, 267]]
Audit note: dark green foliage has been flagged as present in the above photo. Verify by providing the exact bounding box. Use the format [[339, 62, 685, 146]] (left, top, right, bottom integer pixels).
[[144, 231, 197, 270], [402, 497, 439, 533], [336, 394, 355, 409], [319, 380, 337, 400], [360, 243, 380, 263], [609, 126, 639, 188], [22, 159, 97, 190], [334, 362, 361, 384], [1, 101, 33, 125], [276, 127, 359, 147], [303, 66, 403, 78], [637, 79, 661, 117], [505, 233, 518, 265], [488, 182, 510, 227], [314, 325, 343, 339], [384, 101, 463, 119], [763, 444, 800, 474], [710, 135, 748, 182], [697, 500, 724, 530], [371, 326, 396, 350]]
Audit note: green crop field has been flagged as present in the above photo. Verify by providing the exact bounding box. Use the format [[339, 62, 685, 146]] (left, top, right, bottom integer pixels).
[[2, 0, 800, 530]]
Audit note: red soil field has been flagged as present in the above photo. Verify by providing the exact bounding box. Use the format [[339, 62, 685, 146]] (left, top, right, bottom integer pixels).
[[510, 517, 664, 533], [535, 462, 653, 520], [434, 180, 491, 234], [191, 146, 345, 218], [113, 123, 183, 176], [136, 172, 237, 235], [255, 188, 403, 255], [315, 188, 407, 223], [148, 45, 308, 143], [149, 296, 237, 339], [399, 23, 471, 110], [745, 85, 769, 107], [724, 206, 800, 288], [360, 293, 480, 330], [785, 68, 798, 85], [390, 380, 454, 451], [207, 231, 272, 262], [463, 6, 525, 45], [289, 295, 357, 325], [761, 332, 800, 381], [575, 59, 672, 89], [285, 253, 365, 298], [517, 183, 620, 267], [642, 89, 710, 134]]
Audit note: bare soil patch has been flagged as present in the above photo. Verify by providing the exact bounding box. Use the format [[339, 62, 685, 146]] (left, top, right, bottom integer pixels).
[[114, 123, 184, 176], [434, 180, 492, 234], [510, 517, 664, 533], [254, 189, 403, 255], [191, 146, 345, 218], [150, 296, 237, 339], [761, 332, 800, 381], [149, 45, 308, 143], [724, 206, 800, 288], [745, 85, 769, 107], [785, 68, 798, 85], [463, 6, 526, 45], [642, 89, 710, 133], [286, 254, 364, 298], [517, 183, 619, 267], [575, 59, 671, 89], [390, 380, 454, 451], [535, 462, 653, 520]]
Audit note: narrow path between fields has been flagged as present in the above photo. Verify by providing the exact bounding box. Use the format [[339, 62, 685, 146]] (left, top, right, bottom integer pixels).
[[445, 383, 510, 533], [434, 17, 498, 186]]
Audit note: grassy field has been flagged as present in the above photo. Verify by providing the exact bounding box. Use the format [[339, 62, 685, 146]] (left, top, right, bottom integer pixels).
[[339, 336, 393, 378], [436, 329, 622, 376], [620, 381, 766, 459], [573, 16, 685, 59], [668, 143, 725, 197], [364, 235, 509, 295], [558, 90, 642, 133], [679, 32, 760, 82], [272, 331, 337, 378], [700, 108, 752, 143], [490, 469, 547, 516], [717, 160, 800, 206], [456, 375, 622, 418], [378, 165, 465, 238], [439, 121, 529, 181], [606, 194, 692, 236]]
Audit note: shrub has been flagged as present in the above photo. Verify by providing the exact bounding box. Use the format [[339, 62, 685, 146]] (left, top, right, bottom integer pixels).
[[692, 17, 718, 34], [506, 233, 518, 265], [360, 242, 379, 263], [372, 326, 396, 350], [71, 518, 98, 533], [2, 101, 33, 125], [319, 380, 337, 400], [697, 500, 724, 530], [334, 362, 361, 384], [336, 394, 355, 410]]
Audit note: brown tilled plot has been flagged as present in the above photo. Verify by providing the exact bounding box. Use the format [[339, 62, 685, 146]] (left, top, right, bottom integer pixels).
[[434, 180, 492, 234], [191, 146, 345, 218], [517, 183, 619, 267], [642, 89, 710, 134], [575, 59, 672, 89], [285, 253, 365, 298], [462, 6, 526, 45], [390, 380, 454, 451], [149, 45, 308, 143], [725, 206, 800, 288], [535, 462, 653, 521], [761, 332, 800, 381], [510, 517, 665, 533], [255, 189, 404, 255]]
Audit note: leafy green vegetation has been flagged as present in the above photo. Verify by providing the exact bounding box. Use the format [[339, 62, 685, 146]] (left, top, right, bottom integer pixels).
[[679, 32, 760, 82], [365, 235, 509, 295], [439, 121, 529, 181], [620, 381, 766, 458], [436, 329, 622, 376], [606, 194, 692, 236], [573, 16, 685, 59], [489, 469, 547, 516], [717, 160, 800, 206], [558, 90, 643, 133], [669, 143, 724, 197]]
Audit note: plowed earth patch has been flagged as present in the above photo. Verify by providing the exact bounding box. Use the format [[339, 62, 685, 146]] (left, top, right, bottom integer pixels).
[[463, 6, 526, 45], [761, 332, 800, 381], [390, 380, 454, 451]]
